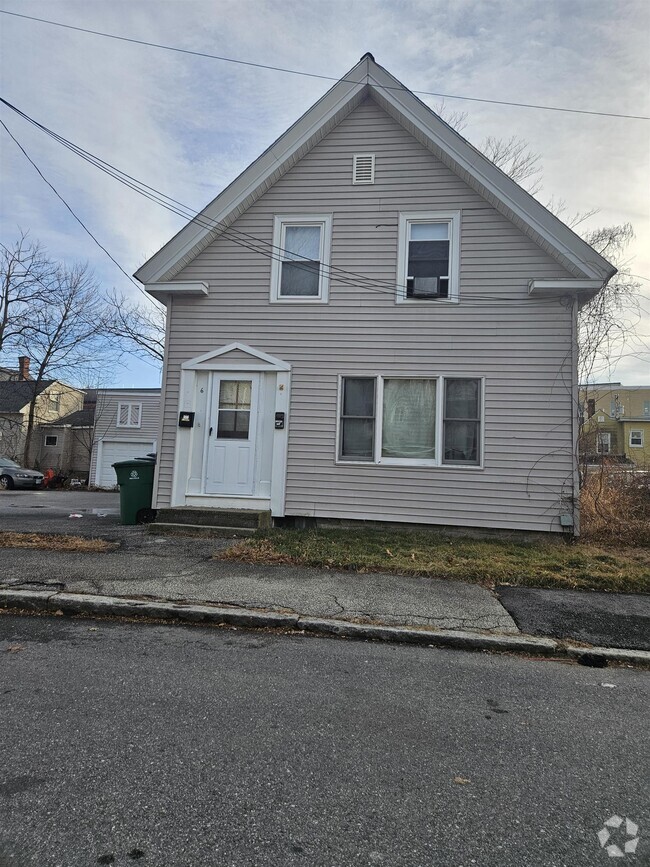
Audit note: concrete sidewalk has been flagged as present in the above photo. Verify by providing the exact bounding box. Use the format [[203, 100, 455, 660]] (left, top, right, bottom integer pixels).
[[1, 493, 648, 660]]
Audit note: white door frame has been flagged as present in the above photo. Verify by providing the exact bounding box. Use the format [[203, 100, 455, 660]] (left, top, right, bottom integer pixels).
[[171, 343, 291, 514]]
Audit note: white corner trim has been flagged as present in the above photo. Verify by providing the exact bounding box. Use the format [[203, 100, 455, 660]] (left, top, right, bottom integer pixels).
[[145, 281, 209, 302], [182, 342, 291, 371]]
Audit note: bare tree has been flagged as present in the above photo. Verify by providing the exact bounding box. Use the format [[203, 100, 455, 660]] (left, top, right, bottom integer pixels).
[[104, 289, 165, 363], [480, 135, 543, 195], [577, 223, 641, 385], [0, 231, 56, 355], [15, 261, 109, 464]]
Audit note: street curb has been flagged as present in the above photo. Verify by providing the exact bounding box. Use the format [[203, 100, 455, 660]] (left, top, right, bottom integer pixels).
[[1, 589, 648, 665]]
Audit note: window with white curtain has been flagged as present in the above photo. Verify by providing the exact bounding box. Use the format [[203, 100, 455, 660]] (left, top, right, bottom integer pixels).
[[339, 376, 482, 466], [270, 215, 332, 302]]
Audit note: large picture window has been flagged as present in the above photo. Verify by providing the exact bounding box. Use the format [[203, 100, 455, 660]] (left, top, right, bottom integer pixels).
[[270, 215, 332, 302], [397, 211, 460, 303], [339, 375, 482, 467]]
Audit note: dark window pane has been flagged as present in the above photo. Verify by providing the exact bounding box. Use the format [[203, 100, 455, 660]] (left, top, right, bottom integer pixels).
[[280, 260, 320, 296], [341, 418, 374, 459], [445, 379, 479, 419], [343, 378, 375, 417], [217, 410, 250, 439], [407, 240, 449, 278], [443, 420, 479, 464]]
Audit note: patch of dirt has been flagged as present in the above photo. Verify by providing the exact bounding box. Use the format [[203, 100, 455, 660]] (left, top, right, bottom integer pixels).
[[0, 532, 118, 553]]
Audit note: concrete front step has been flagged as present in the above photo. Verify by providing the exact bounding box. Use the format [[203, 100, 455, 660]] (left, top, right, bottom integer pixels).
[[154, 507, 271, 530], [149, 523, 256, 538]]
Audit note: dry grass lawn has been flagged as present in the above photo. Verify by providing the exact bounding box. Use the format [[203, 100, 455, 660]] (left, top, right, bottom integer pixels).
[[0, 532, 117, 553], [219, 529, 650, 594]]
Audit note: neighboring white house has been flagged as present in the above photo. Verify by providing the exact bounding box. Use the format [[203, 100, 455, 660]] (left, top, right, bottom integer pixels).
[[90, 389, 161, 487], [133, 54, 615, 536]]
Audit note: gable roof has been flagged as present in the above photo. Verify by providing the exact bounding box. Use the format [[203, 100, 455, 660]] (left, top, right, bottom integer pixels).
[[135, 53, 616, 290], [0, 379, 55, 412]]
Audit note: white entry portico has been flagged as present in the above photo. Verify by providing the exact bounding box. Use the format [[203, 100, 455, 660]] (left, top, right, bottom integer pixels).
[[169, 343, 291, 514]]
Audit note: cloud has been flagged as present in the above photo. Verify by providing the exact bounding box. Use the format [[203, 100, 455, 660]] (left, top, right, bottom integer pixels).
[[1, 0, 648, 385]]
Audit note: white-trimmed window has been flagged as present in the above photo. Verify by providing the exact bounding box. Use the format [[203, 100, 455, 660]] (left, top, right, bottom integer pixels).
[[397, 211, 460, 303], [629, 429, 644, 448], [117, 402, 142, 428], [338, 375, 482, 467], [44, 434, 58, 447], [270, 215, 332, 303], [596, 432, 611, 454]]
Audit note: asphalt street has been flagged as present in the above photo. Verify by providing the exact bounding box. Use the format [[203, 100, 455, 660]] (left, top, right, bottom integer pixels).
[[1, 613, 648, 867]]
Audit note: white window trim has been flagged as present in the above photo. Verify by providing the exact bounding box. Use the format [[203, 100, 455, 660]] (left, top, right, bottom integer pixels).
[[596, 432, 612, 454], [270, 214, 332, 303], [116, 402, 143, 429], [629, 429, 644, 448], [335, 374, 484, 469], [44, 434, 58, 447], [396, 211, 460, 305]]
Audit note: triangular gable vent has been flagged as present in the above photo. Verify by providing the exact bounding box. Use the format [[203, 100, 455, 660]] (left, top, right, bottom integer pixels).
[[352, 153, 375, 184]]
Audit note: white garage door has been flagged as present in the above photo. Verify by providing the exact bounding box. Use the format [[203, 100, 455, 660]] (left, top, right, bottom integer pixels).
[[97, 441, 155, 487]]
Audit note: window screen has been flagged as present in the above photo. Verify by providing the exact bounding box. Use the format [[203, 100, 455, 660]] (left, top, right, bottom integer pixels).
[[443, 379, 481, 465], [340, 378, 375, 459], [280, 225, 322, 297]]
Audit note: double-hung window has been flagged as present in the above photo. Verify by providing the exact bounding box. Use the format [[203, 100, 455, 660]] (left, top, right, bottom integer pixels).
[[117, 402, 142, 428], [397, 211, 460, 303], [270, 215, 332, 302], [596, 432, 611, 454], [338, 375, 482, 466], [629, 429, 644, 448]]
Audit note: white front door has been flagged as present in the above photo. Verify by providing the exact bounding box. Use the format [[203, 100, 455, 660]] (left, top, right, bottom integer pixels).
[[205, 374, 259, 495]]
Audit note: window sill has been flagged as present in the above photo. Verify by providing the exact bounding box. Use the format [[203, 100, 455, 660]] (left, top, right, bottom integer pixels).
[[335, 459, 484, 470], [395, 297, 459, 305], [270, 296, 327, 304]]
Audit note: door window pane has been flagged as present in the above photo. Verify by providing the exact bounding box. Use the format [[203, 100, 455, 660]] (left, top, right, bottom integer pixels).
[[340, 377, 375, 460], [217, 380, 251, 439], [382, 379, 437, 459]]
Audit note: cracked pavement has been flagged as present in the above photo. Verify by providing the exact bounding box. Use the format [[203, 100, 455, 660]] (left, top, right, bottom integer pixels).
[[0, 490, 518, 633]]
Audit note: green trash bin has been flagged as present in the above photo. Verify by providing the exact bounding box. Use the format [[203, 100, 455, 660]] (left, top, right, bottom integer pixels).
[[112, 458, 156, 525]]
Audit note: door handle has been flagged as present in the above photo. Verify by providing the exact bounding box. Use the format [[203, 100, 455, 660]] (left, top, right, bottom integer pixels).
[[209, 426, 213, 436]]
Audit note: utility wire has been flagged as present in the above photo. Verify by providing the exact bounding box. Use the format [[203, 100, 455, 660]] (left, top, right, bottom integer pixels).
[[0, 97, 596, 307], [0, 116, 153, 302], [2, 9, 649, 121]]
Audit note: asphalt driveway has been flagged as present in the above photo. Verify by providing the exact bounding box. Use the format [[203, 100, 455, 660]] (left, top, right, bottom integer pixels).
[[0, 489, 121, 535]]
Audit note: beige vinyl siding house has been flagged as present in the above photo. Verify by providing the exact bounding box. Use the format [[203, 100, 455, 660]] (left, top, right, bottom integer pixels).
[[89, 389, 161, 487], [135, 55, 615, 536]]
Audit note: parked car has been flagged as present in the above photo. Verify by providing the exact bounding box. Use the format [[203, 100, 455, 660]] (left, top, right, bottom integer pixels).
[[0, 456, 44, 490]]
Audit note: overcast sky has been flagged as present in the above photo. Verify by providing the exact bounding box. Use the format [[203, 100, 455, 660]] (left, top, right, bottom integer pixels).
[[1, 0, 648, 387]]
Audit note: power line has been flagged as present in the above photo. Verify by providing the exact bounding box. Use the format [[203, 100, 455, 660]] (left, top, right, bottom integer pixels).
[[2, 9, 648, 121], [0, 116, 153, 303], [0, 97, 582, 306]]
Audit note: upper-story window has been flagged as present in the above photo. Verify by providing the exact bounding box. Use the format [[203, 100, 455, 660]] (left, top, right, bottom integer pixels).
[[397, 211, 460, 304], [270, 215, 332, 303], [117, 402, 142, 428]]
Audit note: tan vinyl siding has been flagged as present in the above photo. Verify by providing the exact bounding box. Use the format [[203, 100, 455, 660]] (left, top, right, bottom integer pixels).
[[157, 96, 577, 532]]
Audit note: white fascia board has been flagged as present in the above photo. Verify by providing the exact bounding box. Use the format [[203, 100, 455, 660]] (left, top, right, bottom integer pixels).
[[145, 281, 209, 302], [367, 65, 616, 283], [134, 63, 370, 285]]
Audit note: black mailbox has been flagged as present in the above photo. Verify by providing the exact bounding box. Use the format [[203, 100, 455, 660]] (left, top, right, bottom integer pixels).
[[178, 411, 195, 428], [275, 412, 285, 430]]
